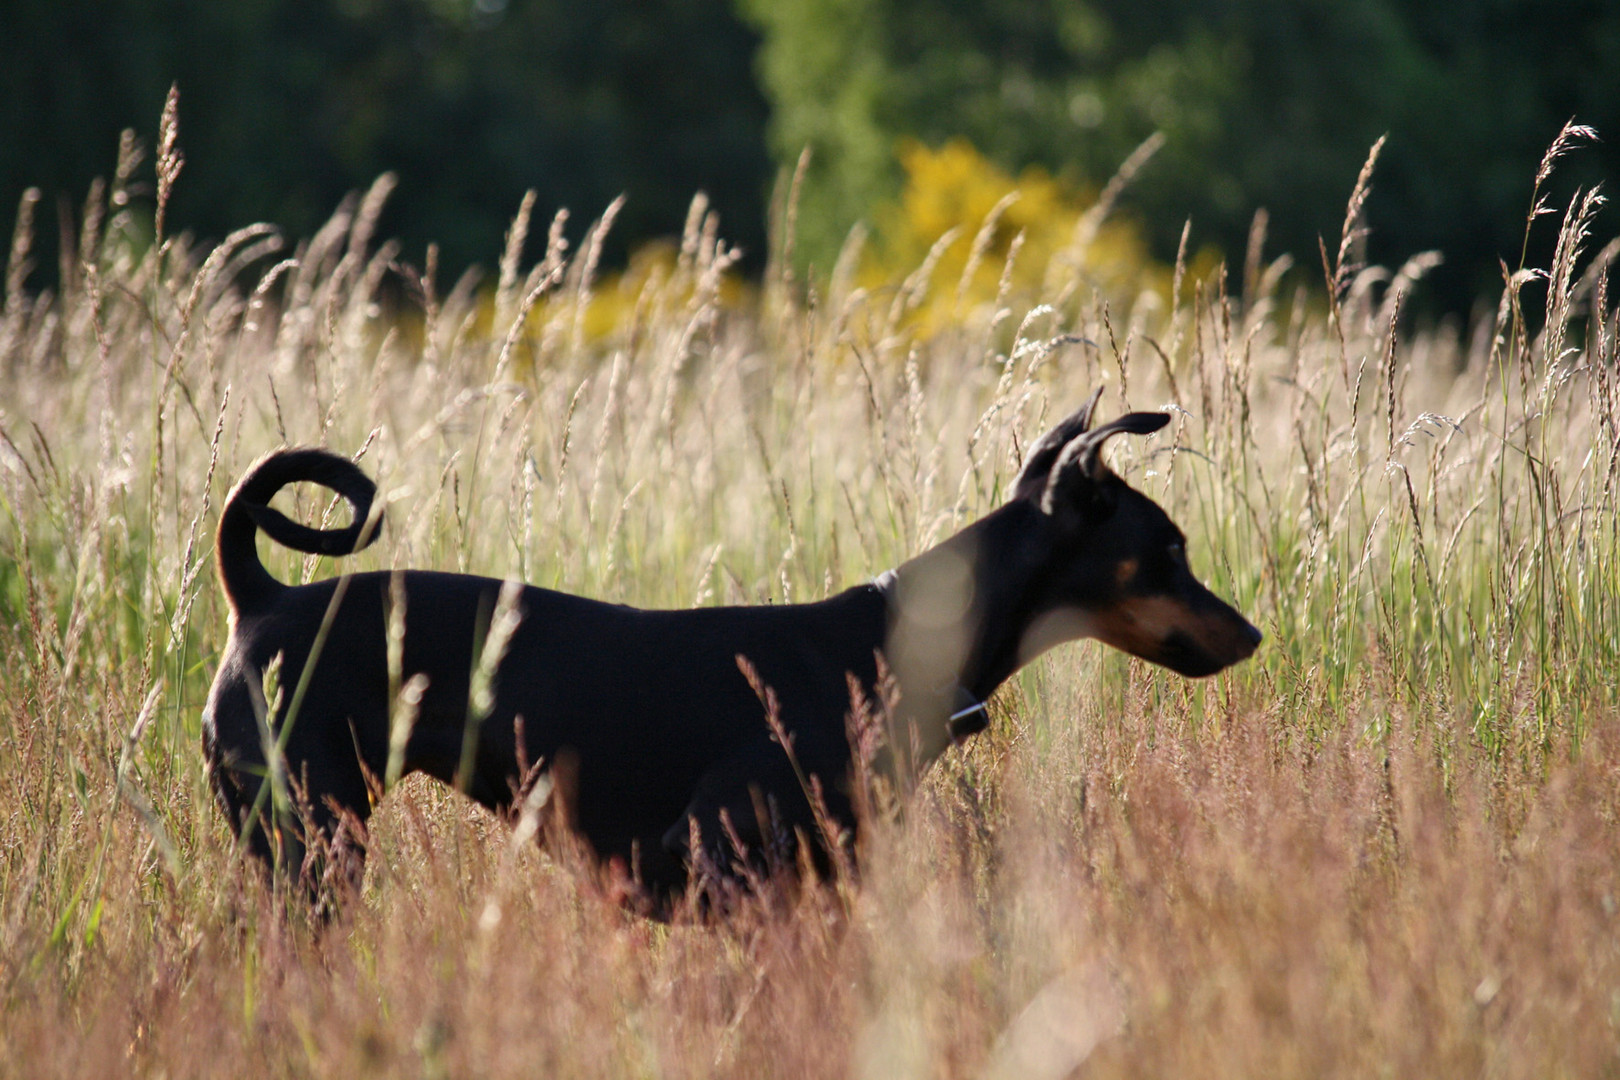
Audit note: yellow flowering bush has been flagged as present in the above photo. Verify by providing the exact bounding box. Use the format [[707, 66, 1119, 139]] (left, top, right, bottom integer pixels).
[[864, 137, 1175, 333]]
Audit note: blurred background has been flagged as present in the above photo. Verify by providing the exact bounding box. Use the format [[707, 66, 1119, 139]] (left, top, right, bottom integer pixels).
[[4, 0, 1616, 312]]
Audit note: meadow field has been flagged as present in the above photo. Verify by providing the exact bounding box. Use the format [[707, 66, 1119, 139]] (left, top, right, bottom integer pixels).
[[2, 123, 1618, 1077]]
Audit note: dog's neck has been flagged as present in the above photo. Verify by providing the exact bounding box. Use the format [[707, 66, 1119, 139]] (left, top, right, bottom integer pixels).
[[871, 501, 1062, 758]]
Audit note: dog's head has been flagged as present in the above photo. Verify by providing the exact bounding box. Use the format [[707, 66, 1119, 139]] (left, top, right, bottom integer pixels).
[[1010, 389, 1262, 678]]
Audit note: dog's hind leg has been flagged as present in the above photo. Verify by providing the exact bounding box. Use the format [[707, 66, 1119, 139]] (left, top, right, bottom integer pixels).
[[273, 714, 379, 909], [205, 698, 377, 909]]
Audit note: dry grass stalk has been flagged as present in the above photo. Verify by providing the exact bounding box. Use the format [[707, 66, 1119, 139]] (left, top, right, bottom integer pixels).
[[0, 126, 1617, 1077]]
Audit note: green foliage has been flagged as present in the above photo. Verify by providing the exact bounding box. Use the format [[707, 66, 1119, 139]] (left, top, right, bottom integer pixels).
[[744, 0, 1620, 308], [0, 0, 772, 281], [8, 0, 1615, 311]]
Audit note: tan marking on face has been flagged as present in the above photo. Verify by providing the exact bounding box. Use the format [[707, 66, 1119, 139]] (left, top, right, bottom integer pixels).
[[1090, 594, 1257, 665], [1115, 559, 1139, 588], [1088, 596, 1185, 656]]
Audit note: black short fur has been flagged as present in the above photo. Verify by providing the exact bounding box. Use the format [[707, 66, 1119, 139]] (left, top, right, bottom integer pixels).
[[203, 394, 1261, 910]]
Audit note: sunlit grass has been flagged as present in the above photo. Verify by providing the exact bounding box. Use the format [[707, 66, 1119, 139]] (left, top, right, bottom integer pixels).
[[1, 115, 1617, 1076]]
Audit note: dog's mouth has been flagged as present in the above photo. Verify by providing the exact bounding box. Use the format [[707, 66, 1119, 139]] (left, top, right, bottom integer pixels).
[[1157, 632, 1226, 677], [1157, 622, 1262, 678]]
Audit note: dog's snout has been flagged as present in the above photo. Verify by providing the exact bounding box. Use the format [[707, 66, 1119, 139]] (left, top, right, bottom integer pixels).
[[1242, 620, 1263, 648]]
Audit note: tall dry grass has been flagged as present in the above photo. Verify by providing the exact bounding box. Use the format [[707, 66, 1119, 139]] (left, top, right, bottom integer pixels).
[[1, 113, 1617, 1076]]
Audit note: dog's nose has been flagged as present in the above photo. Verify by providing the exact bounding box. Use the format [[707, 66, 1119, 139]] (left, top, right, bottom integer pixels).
[[1243, 620, 1263, 647]]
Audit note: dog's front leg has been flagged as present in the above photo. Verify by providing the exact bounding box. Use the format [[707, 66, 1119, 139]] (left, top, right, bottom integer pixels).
[[660, 734, 853, 903]]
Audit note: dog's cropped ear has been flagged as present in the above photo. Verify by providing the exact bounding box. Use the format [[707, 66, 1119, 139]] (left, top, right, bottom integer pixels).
[[1012, 387, 1105, 503], [1039, 411, 1169, 522]]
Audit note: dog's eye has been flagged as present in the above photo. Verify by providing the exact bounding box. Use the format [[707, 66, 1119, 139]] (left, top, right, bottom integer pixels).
[[1167, 543, 1186, 566]]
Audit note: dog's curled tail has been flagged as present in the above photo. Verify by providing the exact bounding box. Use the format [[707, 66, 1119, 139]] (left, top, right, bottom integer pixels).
[[216, 447, 381, 617]]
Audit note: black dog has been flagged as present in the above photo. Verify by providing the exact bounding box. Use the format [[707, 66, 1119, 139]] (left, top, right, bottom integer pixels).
[[202, 390, 1260, 908]]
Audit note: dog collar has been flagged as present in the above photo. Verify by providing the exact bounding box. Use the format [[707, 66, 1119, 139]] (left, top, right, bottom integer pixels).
[[947, 686, 990, 740]]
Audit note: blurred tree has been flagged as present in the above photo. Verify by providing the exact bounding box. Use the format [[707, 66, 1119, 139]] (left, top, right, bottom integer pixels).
[[6, 0, 1615, 309], [0, 0, 773, 283], [742, 0, 1620, 309]]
